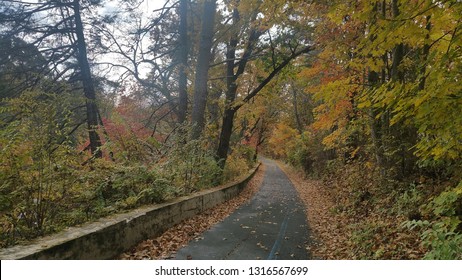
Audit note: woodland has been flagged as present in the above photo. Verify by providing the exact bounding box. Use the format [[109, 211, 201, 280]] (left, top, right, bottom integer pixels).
[[0, 0, 461, 259]]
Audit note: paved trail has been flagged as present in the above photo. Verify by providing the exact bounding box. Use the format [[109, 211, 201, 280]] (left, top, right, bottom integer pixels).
[[175, 158, 311, 260]]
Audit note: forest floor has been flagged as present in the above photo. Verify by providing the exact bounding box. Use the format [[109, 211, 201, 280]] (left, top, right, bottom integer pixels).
[[277, 161, 426, 259]]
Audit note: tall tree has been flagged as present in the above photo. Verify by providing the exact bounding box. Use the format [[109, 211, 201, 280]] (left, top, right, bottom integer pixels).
[[299, 0, 462, 172], [88, 0, 183, 135], [73, 0, 102, 158], [190, 0, 217, 140], [215, 0, 314, 166], [0, 0, 104, 157], [177, 0, 189, 123]]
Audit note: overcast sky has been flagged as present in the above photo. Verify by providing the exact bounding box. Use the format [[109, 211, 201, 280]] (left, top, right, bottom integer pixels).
[[96, 0, 171, 81]]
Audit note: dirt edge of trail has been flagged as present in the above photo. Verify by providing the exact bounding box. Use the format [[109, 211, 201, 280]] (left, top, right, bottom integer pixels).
[[276, 161, 352, 259], [119, 164, 266, 260]]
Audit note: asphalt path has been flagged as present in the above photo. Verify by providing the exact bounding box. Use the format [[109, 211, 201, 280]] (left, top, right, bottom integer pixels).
[[175, 158, 311, 260]]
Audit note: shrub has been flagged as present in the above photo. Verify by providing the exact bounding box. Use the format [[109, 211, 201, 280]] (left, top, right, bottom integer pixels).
[[0, 90, 84, 245], [394, 184, 424, 220], [160, 136, 222, 193], [286, 131, 331, 176], [403, 182, 462, 259]]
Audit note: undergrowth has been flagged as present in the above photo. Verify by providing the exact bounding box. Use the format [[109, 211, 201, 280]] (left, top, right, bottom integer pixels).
[[288, 153, 462, 259], [0, 93, 256, 247]]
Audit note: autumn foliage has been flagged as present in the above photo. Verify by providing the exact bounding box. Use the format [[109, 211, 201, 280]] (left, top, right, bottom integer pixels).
[[263, 0, 462, 259], [1, 0, 461, 259]]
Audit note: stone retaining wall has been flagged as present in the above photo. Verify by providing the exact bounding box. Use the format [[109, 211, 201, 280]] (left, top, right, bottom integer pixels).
[[0, 164, 260, 260]]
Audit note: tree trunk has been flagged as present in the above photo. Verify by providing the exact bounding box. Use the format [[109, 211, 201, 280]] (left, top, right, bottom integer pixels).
[[207, 89, 222, 131], [177, 0, 188, 123], [73, 0, 102, 158], [217, 108, 236, 167], [391, 0, 404, 82], [215, 81, 238, 167], [291, 83, 303, 134], [216, 7, 241, 167], [419, 15, 432, 91], [190, 0, 216, 139], [368, 70, 384, 170]]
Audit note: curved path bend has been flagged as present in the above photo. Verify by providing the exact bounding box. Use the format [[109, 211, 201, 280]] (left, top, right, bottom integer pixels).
[[175, 158, 311, 260]]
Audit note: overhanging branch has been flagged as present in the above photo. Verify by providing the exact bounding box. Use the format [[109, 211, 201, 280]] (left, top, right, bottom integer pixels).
[[233, 45, 315, 111]]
